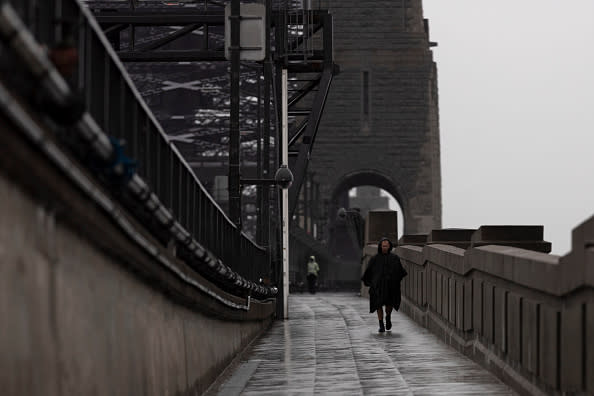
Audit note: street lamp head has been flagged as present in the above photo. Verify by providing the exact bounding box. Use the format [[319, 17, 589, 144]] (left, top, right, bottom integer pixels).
[[337, 207, 347, 219], [274, 164, 293, 189]]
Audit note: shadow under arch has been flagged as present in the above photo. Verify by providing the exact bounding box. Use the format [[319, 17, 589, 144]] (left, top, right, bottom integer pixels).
[[329, 169, 409, 230]]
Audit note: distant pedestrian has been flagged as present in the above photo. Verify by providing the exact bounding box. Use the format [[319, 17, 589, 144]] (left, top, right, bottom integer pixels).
[[361, 237, 407, 332], [306, 255, 320, 294]]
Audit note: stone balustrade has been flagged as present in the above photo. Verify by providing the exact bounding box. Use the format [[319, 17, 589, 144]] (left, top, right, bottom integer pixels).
[[362, 220, 594, 395]]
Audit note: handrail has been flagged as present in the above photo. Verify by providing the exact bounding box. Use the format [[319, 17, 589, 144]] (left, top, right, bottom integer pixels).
[[0, 0, 273, 296], [78, 0, 265, 252]]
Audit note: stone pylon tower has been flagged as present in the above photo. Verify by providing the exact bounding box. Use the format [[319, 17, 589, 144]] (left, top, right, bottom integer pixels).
[[312, 0, 441, 235]]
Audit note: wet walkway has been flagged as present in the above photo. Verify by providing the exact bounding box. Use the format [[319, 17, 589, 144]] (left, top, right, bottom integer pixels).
[[209, 293, 515, 395]]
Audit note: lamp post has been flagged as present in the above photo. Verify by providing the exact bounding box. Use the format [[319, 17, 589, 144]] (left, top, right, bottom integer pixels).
[[280, 68, 289, 319], [242, 66, 290, 319], [241, 163, 293, 319], [244, 65, 290, 320]]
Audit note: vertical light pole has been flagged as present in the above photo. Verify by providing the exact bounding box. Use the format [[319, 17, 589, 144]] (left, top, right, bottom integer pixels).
[[263, 0, 272, 278], [281, 68, 289, 319], [256, 69, 262, 244], [229, 0, 241, 228]]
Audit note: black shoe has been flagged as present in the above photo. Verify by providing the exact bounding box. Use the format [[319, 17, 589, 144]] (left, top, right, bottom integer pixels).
[[378, 320, 385, 333], [385, 315, 392, 331]]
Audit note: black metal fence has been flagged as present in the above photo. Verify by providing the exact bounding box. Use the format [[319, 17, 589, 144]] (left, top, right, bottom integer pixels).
[[3, 0, 270, 286]]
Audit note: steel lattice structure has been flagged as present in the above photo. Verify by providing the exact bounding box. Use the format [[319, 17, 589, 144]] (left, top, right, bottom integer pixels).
[[85, 0, 336, 246]]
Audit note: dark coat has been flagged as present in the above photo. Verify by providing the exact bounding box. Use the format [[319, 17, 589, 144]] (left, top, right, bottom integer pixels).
[[361, 238, 408, 313]]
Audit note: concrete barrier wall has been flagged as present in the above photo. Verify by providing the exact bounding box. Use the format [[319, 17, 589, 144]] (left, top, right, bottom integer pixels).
[[0, 122, 275, 395], [366, 224, 594, 396]]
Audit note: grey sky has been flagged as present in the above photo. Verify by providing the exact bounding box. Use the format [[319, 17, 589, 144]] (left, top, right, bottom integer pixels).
[[419, 0, 594, 255]]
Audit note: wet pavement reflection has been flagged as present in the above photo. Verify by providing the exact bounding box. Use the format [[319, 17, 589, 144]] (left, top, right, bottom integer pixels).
[[213, 293, 515, 395]]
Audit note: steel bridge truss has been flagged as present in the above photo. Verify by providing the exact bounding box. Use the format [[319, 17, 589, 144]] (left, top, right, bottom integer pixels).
[[86, 0, 338, 247], [0, 0, 280, 304]]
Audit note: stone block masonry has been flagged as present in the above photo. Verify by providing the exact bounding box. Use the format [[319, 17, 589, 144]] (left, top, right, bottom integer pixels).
[[390, 220, 594, 396], [312, 0, 441, 235], [360, 212, 594, 395]]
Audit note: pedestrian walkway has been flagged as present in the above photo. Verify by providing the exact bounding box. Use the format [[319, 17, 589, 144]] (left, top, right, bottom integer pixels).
[[208, 293, 515, 395]]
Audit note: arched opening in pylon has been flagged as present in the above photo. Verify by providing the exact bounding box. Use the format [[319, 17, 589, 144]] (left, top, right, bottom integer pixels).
[[321, 170, 407, 290], [347, 186, 404, 240], [329, 170, 408, 237]]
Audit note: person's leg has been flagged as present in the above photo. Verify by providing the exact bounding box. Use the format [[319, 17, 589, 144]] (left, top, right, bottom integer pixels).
[[376, 306, 385, 332], [385, 305, 393, 330], [376, 307, 384, 321]]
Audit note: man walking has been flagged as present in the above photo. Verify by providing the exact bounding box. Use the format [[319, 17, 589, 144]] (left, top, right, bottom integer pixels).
[[306, 255, 320, 294], [361, 237, 407, 332]]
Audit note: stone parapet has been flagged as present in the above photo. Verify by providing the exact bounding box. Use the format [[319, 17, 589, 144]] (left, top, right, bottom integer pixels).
[[427, 228, 476, 249], [312, 0, 442, 238], [471, 225, 552, 253], [376, 216, 594, 396], [398, 233, 428, 246], [401, 225, 552, 254]]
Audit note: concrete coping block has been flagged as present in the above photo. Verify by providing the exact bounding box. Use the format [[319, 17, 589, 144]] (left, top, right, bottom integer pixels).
[[558, 250, 594, 298], [428, 228, 476, 243], [396, 245, 423, 264], [427, 241, 471, 249], [423, 244, 468, 274], [472, 241, 552, 254], [469, 245, 570, 295], [559, 214, 594, 287], [569, 213, 594, 252], [471, 225, 545, 243], [425, 243, 466, 257], [399, 233, 428, 245], [473, 244, 559, 264]]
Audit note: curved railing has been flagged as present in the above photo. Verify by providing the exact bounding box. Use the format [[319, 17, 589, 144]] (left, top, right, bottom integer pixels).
[[0, 0, 275, 299]]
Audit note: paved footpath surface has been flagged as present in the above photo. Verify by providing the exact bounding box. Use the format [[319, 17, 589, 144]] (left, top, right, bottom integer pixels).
[[208, 293, 515, 396]]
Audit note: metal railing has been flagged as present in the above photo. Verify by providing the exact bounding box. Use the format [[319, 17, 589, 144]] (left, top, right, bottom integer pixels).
[[276, 9, 326, 63], [0, 0, 271, 295], [286, 9, 315, 59]]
